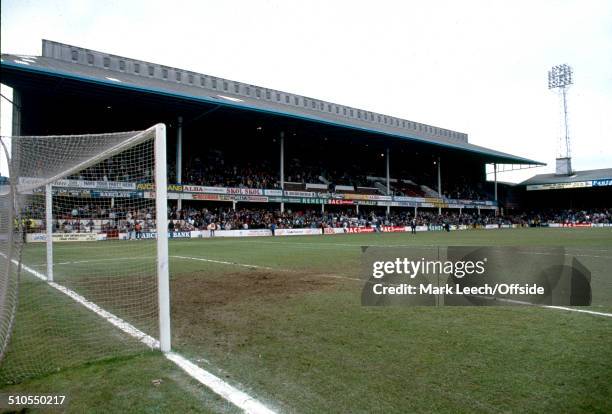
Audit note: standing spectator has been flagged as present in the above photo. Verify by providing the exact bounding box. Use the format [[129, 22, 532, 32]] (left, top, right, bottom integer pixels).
[[135, 221, 143, 239], [207, 221, 217, 237], [270, 221, 276, 236], [126, 220, 134, 240]]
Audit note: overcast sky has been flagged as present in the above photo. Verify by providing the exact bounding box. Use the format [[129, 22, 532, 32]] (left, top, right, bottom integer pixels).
[[1, 0, 611, 182]]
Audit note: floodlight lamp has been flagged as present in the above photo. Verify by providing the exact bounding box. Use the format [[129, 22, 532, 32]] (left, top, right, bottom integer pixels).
[[547, 64, 573, 89]]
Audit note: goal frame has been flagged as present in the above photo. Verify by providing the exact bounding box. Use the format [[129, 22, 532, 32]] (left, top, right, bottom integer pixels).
[[40, 123, 171, 352]]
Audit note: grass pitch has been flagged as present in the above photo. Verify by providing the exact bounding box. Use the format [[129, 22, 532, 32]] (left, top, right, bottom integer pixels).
[[1, 228, 611, 413]]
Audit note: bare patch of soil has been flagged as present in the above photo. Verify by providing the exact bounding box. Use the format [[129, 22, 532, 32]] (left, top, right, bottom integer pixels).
[[172, 269, 339, 307], [170, 269, 342, 349]]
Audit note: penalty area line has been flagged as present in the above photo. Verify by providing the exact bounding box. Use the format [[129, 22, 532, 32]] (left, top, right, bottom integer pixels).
[[467, 294, 612, 318], [542, 305, 612, 318], [28, 256, 155, 267], [2, 253, 277, 414], [171, 254, 362, 282], [171, 255, 275, 270]]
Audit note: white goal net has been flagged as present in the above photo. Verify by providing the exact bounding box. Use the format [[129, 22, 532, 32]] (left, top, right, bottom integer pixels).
[[0, 124, 169, 385]]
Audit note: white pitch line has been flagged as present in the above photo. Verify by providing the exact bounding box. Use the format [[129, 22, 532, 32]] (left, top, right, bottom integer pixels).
[[2, 253, 277, 414], [171, 255, 276, 270], [311, 273, 363, 282], [55, 256, 155, 265], [27, 256, 156, 267], [166, 352, 275, 414], [171, 255, 362, 282], [227, 240, 359, 248], [516, 251, 612, 259], [467, 294, 612, 318], [564, 247, 612, 253], [542, 305, 612, 317]]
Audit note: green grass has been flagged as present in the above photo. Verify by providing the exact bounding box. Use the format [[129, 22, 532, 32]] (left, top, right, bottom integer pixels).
[[1, 352, 240, 414], [1, 228, 612, 413], [181, 293, 612, 413]]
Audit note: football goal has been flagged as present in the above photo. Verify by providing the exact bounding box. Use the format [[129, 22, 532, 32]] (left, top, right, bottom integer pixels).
[[0, 124, 170, 384]]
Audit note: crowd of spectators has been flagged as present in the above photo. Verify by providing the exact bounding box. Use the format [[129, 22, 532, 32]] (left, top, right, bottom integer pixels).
[[182, 153, 279, 189], [443, 182, 489, 201], [512, 209, 612, 226], [178, 153, 373, 190], [21, 206, 612, 234], [181, 158, 490, 201], [66, 156, 152, 183], [166, 207, 612, 231]]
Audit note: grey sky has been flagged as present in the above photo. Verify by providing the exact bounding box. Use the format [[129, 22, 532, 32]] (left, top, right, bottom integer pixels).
[[1, 0, 611, 182]]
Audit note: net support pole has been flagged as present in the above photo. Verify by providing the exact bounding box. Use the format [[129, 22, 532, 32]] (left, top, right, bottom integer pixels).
[[386, 147, 390, 216], [155, 123, 171, 353], [280, 131, 285, 213], [45, 183, 53, 282], [176, 116, 183, 211]]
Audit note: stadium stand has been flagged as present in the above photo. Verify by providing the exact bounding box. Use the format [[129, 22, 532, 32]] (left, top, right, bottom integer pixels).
[[168, 151, 494, 199]]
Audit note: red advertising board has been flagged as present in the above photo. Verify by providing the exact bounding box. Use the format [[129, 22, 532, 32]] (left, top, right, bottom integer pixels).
[[193, 193, 222, 201], [345, 227, 375, 233], [328, 199, 355, 205], [381, 226, 406, 232]]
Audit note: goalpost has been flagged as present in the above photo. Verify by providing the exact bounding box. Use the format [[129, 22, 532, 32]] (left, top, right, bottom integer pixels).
[[0, 124, 170, 384]]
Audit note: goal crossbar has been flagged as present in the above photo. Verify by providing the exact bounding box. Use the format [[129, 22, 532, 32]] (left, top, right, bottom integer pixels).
[[15, 124, 165, 194]]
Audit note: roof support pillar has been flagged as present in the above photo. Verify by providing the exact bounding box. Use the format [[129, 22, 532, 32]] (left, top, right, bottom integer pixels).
[[280, 131, 285, 213], [386, 147, 390, 216], [494, 163, 498, 215], [176, 116, 183, 210], [12, 88, 21, 136], [437, 157, 442, 215]]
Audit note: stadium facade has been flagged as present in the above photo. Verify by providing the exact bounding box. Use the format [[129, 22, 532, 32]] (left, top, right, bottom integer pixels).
[[519, 168, 612, 209], [1, 40, 545, 215]]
